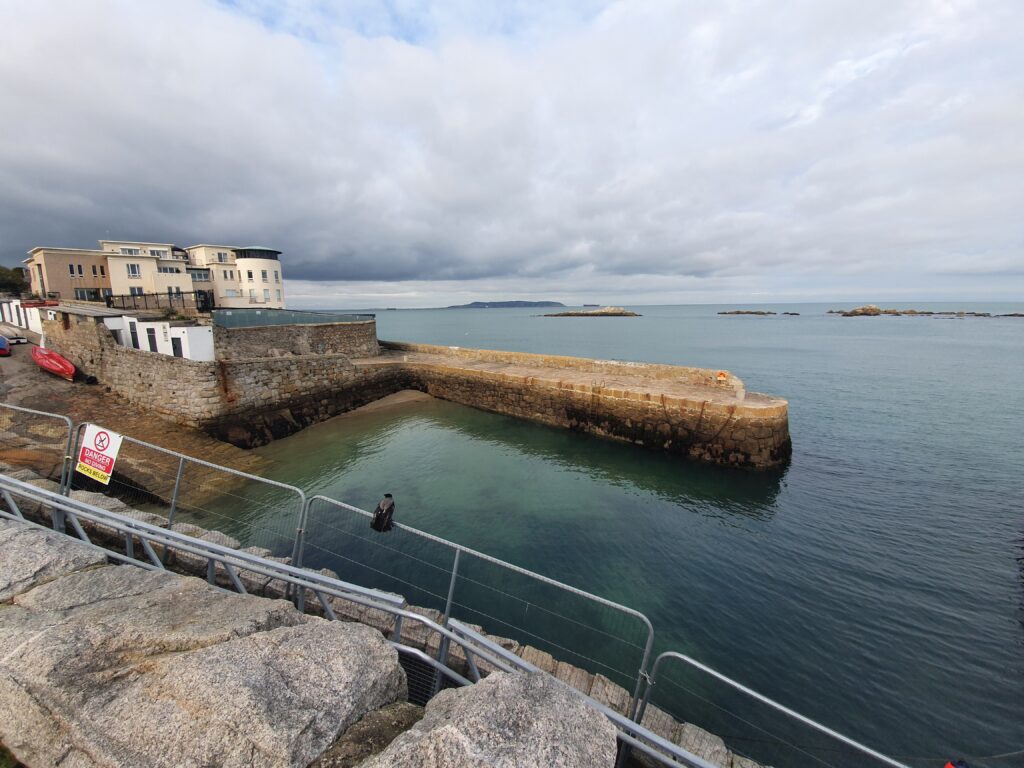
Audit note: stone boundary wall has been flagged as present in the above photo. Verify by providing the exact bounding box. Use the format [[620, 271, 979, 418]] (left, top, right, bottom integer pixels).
[[214, 320, 379, 360], [41, 314, 224, 425], [382, 340, 745, 394]]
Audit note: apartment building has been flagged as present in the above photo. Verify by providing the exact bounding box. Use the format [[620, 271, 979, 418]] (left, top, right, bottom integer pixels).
[[23, 240, 287, 309]]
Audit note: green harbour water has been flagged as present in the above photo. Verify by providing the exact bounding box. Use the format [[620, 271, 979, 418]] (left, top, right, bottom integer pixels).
[[192, 303, 1023, 767]]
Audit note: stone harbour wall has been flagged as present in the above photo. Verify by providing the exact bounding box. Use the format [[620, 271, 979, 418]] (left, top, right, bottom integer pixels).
[[214, 320, 380, 360], [410, 361, 790, 469], [43, 314, 790, 468], [382, 340, 745, 393]]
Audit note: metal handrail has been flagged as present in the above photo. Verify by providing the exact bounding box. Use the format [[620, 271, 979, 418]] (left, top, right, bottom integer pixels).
[[0, 475, 538, 689], [307, 493, 656, 717], [0, 402, 75, 490], [65, 423, 307, 580], [637, 651, 912, 768]]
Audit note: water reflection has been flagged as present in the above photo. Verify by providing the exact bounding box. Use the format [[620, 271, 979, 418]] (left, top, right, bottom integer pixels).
[[254, 396, 784, 522]]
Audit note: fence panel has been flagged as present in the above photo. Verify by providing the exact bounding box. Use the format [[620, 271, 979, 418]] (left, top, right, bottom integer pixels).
[[64, 423, 305, 561], [0, 403, 74, 488], [302, 495, 653, 716], [635, 652, 911, 768]]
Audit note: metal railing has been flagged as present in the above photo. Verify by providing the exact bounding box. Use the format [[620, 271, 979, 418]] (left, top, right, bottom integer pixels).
[[0, 402, 74, 489], [64, 423, 306, 567], [0, 474, 718, 768], [634, 651, 913, 768], [0, 404, 916, 768], [301, 494, 655, 718]]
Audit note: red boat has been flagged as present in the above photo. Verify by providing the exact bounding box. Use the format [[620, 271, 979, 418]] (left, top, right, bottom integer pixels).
[[31, 346, 76, 381]]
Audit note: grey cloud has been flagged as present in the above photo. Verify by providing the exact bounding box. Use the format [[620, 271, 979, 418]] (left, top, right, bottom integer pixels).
[[0, 0, 1022, 303]]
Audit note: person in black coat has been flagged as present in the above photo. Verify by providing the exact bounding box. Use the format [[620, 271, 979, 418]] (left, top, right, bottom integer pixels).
[[370, 494, 395, 532]]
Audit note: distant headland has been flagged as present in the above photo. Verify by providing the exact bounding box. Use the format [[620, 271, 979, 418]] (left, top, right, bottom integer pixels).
[[447, 301, 565, 309]]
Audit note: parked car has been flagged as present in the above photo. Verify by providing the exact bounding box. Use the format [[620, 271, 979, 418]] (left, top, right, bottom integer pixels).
[[4, 333, 28, 344], [0, 336, 10, 356]]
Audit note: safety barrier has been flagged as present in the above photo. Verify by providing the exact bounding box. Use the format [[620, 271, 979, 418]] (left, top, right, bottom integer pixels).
[[0, 404, 914, 768], [300, 494, 655, 718], [64, 423, 306, 564], [0, 402, 74, 489], [0, 475, 717, 768], [633, 651, 912, 768]]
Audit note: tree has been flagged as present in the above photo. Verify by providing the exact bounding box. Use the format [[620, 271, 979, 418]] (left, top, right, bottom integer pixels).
[[0, 265, 27, 294]]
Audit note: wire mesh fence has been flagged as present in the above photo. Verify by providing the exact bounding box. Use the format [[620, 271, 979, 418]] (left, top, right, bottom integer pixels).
[[301, 494, 654, 711], [0, 403, 74, 486], [64, 423, 305, 561], [636, 653, 910, 768]]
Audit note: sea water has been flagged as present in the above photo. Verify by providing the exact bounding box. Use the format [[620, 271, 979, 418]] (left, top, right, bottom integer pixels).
[[213, 303, 1024, 766]]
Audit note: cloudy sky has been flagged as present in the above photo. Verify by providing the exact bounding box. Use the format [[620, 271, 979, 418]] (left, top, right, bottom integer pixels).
[[1, 0, 1021, 307]]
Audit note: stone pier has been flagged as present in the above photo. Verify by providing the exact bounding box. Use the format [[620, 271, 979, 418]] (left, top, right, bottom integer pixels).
[[39, 312, 791, 469]]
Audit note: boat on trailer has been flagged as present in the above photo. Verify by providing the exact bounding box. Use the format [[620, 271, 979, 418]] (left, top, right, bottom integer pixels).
[[31, 346, 76, 381]]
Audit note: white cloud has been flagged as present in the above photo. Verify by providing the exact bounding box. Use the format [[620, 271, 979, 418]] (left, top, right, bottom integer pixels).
[[0, 0, 1021, 306]]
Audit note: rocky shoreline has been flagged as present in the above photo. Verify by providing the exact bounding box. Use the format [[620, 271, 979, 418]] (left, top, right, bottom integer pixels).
[[544, 306, 640, 317], [829, 304, 1021, 317]]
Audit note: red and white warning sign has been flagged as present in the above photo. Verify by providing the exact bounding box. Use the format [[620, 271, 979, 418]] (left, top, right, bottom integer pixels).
[[75, 425, 124, 485]]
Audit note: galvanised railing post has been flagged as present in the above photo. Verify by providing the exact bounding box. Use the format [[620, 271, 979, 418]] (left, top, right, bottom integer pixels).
[[290, 494, 311, 612], [161, 456, 187, 564], [433, 548, 462, 695], [62, 423, 86, 498]]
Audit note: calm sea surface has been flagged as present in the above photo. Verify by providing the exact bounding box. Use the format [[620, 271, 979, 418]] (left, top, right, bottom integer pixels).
[[199, 303, 1023, 766]]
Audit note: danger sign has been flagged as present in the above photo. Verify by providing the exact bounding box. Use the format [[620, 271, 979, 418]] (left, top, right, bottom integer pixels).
[[75, 425, 124, 485]]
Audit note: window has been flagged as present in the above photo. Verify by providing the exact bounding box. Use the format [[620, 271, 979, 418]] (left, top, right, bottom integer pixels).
[[101, 289, 112, 297], [247, 270, 253, 280], [261, 270, 268, 281], [146, 327, 158, 352], [222, 270, 228, 280], [100, 265, 106, 277], [157, 267, 180, 274], [120, 248, 141, 256], [74, 288, 89, 300], [77, 264, 83, 276], [127, 263, 142, 278], [263, 288, 270, 300], [276, 290, 281, 301], [128, 322, 139, 349], [171, 338, 183, 358], [274, 270, 279, 282], [216, 252, 229, 262], [129, 287, 144, 296], [92, 265, 98, 276], [69, 263, 76, 277], [249, 288, 256, 298], [149, 249, 167, 258], [225, 289, 238, 298], [230, 270, 234, 279]]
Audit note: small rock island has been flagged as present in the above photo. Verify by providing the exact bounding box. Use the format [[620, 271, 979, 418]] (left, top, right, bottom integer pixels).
[[718, 310, 776, 316], [832, 305, 994, 317], [544, 306, 640, 317]]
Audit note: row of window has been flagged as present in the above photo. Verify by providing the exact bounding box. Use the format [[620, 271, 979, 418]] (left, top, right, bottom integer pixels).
[[119, 247, 167, 258], [68, 263, 106, 278], [222, 289, 283, 301], [69, 261, 282, 288], [73, 288, 113, 300]]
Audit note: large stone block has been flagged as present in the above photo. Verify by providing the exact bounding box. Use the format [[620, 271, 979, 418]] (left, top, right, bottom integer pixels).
[[362, 671, 617, 768]]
